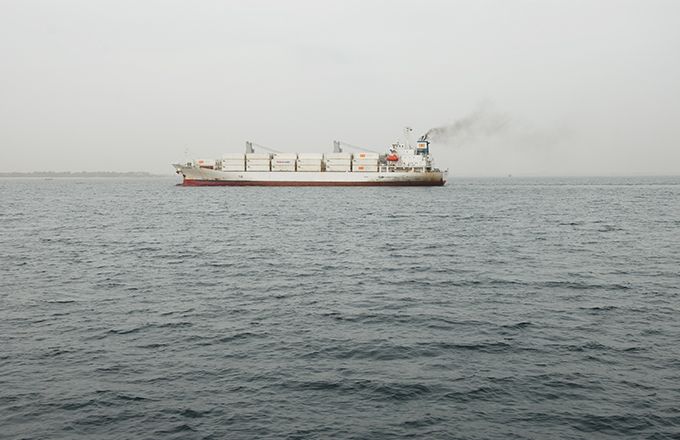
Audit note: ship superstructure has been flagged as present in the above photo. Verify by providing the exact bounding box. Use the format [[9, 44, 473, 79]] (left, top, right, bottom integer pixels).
[[173, 129, 446, 186]]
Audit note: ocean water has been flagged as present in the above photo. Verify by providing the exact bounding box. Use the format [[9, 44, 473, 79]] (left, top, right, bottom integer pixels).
[[1, 176, 679, 439]]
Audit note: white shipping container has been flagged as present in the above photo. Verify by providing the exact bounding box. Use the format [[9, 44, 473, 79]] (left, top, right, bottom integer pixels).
[[325, 159, 351, 166], [352, 160, 379, 167], [221, 164, 245, 171], [246, 164, 270, 169], [246, 153, 271, 160], [325, 153, 352, 160], [272, 153, 298, 160], [222, 153, 245, 160], [352, 164, 378, 172], [272, 159, 296, 165], [297, 153, 323, 160], [326, 164, 352, 172], [352, 152, 380, 160], [296, 159, 322, 166], [271, 167, 296, 172], [297, 165, 322, 172]]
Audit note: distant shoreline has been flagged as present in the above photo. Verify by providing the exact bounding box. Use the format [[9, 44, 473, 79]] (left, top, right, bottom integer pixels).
[[0, 171, 165, 178]]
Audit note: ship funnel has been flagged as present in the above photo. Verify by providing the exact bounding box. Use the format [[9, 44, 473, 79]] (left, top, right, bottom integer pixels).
[[416, 138, 430, 155]]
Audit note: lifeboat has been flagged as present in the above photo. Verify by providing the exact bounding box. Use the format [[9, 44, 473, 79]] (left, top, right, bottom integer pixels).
[[386, 153, 399, 162]]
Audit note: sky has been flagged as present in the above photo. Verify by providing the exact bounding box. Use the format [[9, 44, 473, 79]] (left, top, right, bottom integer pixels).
[[1, 0, 679, 176]]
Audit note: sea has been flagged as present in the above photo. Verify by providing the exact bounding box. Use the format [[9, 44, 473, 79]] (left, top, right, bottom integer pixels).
[[1, 176, 679, 440]]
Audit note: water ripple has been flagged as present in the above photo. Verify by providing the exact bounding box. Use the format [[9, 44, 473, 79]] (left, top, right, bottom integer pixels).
[[1, 176, 679, 439]]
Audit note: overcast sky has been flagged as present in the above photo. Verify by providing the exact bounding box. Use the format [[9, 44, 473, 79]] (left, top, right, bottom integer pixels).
[[1, 0, 679, 176]]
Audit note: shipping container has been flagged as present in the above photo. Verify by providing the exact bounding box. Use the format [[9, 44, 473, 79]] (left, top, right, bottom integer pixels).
[[325, 166, 351, 172], [326, 159, 351, 165], [272, 153, 298, 160], [246, 166, 270, 171], [246, 153, 271, 160], [296, 159, 322, 166], [352, 164, 378, 172], [271, 159, 296, 165], [297, 164, 322, 172], [298, 153, 323, 160], [221, 164, 246, 171], [352, 152, 380, 160], [324, 153, 352, 160], [222, 153, 245, 160], [352, 160, 379, 167], [325, 159, 351, 166]]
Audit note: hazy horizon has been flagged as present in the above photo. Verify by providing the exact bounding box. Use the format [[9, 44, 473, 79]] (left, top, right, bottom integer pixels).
[[1, 0, 679, 176]]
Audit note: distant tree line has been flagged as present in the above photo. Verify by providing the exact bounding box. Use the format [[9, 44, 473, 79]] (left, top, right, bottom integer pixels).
[[0, 171, 160, 178]]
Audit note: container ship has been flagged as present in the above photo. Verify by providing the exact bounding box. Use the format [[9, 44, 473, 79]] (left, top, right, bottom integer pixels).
[[173, 129, 446, 187]]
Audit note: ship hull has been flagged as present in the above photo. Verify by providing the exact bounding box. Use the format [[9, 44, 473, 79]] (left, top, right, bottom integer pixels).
[[181, 179, 444, 187], [174, 165, 446, 187]]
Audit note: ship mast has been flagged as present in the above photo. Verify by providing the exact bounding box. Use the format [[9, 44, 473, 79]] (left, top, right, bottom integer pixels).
[[403, 127, 413, 148]]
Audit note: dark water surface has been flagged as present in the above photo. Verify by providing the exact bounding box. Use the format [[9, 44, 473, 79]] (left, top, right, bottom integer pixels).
[[1, 176, 679, 439]]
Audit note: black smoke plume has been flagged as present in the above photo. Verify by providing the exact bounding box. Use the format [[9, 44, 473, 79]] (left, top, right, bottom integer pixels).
[[421, 107, 510, 146]]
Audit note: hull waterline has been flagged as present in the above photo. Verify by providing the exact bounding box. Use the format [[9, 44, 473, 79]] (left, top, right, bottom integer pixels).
[[181, 178, 445, 187]]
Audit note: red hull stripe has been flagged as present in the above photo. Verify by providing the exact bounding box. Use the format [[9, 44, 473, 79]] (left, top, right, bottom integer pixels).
[[182, 179, 445, 187]]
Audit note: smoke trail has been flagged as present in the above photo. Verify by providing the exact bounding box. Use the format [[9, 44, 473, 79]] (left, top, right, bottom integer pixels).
[[422, 107, 510, 146]]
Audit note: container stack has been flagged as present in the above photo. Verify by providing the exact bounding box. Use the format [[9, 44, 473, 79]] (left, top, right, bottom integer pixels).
[[220, 154, 245, 171], [195, 159, 216, 169], [296, 153, 323, 172], [271, 153, 297, 172], [352, 152, 379, 172], [324, 153, 352, 172], [246, 153, 271, 171]]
